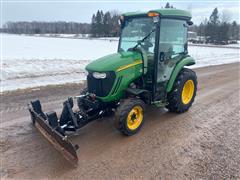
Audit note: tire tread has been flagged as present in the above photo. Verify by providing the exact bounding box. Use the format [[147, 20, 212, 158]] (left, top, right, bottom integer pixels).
[[166, 68, 197, 113], [115, 98, 145, 136]]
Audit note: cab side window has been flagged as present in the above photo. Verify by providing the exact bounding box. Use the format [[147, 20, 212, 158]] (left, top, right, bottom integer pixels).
[[159, 19, 187, 57]]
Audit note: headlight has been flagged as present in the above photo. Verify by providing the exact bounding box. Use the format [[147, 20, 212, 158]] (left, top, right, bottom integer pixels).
[[92, 72, 107, 79]]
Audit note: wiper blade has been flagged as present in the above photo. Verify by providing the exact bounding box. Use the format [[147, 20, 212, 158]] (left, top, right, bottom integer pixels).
[[133, 28, 156, 49]]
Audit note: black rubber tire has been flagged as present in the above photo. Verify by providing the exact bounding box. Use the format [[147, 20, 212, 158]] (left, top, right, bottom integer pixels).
[[166, 68, 197, 113], [115, 98, 145, 136]]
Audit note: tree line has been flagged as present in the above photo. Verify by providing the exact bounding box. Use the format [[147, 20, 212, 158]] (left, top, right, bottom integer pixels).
[[90, 10, 120, 37], [189, 8, 240, 44], [0, 10, 120, 36], [1, 21, 90, 34]]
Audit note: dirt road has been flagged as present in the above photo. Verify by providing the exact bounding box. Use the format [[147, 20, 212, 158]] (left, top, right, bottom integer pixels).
[[1, 63, 240, 179]]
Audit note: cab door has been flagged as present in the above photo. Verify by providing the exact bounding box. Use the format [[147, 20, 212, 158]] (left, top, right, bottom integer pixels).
[[154, 18, 188, 100]]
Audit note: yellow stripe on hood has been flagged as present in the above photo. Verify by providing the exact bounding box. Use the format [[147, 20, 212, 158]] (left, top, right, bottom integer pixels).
[[116, 60, 143, 72]]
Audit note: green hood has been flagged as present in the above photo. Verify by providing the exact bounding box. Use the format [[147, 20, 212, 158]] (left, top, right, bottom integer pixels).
[[86, 51, 142, 72]]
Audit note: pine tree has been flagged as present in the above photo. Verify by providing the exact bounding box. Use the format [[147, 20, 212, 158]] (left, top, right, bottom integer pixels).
[[90, 10, 120, 37], [219, 22, 229, 42], [91, 14, 97, 37], [165, 2, 170, 8], [103, 12, 111, 36], [231, 21, 239, 40], [209, 8, 220, 24], [95, 10, 103, 37], [206, 7, 220, 43], [110, 13, 120, 37]]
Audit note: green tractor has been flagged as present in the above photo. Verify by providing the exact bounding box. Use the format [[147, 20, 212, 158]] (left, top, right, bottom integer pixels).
[[28, 8, 197, 166]]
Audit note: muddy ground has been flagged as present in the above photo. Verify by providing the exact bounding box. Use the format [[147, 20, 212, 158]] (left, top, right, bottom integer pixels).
[[1, 63, 240, 179]]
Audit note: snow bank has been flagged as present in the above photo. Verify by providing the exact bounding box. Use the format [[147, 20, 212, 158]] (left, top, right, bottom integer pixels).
[[1, 34, 239, 92], [190, 46, 239, 68]]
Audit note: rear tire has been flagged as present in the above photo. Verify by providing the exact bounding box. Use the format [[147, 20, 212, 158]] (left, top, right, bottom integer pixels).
[[166, 68, 197, 113], [115, 98, 145, 136]]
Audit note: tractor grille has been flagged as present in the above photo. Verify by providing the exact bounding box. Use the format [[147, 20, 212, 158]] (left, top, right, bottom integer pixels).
[[87, 71, 116, 97]]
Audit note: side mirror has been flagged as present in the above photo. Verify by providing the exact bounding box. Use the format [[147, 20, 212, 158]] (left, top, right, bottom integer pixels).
[[118, 19, 121, 25], [120, 20, 125, 28], [187, 20, 193, 26]]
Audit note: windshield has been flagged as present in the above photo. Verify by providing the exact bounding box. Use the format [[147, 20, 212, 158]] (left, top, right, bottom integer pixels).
[[119, 17, 156, 53]]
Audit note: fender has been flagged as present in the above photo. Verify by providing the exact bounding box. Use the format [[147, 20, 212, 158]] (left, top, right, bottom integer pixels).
[[166, 56, 195, 93]]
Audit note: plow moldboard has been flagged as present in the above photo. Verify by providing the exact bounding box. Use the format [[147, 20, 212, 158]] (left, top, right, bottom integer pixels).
[[33, 112, 78, 167]]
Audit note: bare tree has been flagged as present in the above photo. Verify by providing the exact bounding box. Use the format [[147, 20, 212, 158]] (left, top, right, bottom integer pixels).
[[2, 21, 91, 34]]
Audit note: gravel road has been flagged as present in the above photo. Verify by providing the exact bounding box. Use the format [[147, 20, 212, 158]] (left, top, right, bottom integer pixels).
[[1, 63, 240, 179]]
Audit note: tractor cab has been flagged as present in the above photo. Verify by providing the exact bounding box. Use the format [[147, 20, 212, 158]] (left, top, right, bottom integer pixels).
[[119, 9, 193, 101]]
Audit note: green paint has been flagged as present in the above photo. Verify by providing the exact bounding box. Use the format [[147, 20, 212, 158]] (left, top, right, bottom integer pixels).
[[150, 9, 191, 19], [123, 8, 191, 19], [166, 56, 195, 93], [86, 51, 143, 102], [86, 51, 141, 72], [122, 11, 147, 17]]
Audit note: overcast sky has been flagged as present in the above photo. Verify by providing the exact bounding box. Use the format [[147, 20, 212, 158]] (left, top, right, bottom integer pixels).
[[1, 0, 240, 26]]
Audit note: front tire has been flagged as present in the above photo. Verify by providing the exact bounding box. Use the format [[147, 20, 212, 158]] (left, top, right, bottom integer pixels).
[[166, 68, 197, 113], [115, 98, 145, 136]]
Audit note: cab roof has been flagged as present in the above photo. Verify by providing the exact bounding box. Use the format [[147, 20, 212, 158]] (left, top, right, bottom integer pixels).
[[122, 8, 192, 20]]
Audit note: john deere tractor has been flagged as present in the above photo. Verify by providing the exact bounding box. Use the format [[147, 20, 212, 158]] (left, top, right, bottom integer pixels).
[[28, 9, 197, 165]]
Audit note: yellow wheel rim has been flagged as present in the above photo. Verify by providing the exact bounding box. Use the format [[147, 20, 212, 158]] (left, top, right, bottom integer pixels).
[[181, 80, 195, 105], [127, 105, 143, 130]]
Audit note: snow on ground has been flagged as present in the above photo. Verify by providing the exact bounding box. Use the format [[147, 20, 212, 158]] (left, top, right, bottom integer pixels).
[[190, 46, 239, 68], [1, 34, 239, 92], [224, 43, 240, 48], [2, 34, 117, 60]]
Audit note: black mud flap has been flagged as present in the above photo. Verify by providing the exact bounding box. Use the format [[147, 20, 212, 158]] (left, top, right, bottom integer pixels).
[[28, 101, 79, 167]]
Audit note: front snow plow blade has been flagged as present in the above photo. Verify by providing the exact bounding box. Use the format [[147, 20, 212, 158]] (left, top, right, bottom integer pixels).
[[28, 99, 79, 166]]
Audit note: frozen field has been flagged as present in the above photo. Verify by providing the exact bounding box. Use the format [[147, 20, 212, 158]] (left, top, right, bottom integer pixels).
[[1, 34, 240, 92]]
